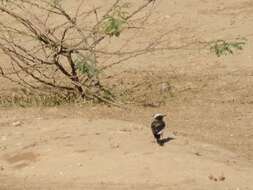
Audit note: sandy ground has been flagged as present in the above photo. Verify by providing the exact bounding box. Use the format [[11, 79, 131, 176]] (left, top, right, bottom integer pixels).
[[0, 105, 252, 190], [1, 0, 253, 189]]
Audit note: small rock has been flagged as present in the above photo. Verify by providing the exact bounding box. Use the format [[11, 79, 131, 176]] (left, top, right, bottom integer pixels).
[[112, 144, 120, 149], [120, 129, 131, 133], [208, 175, 214, 180], [219, 175, 226, 181], [208, 174, 218, 181], [0, 166, 4, 171], [194, 152, 201, 156], [209, 174, 221, 182], [12, 121, 22, 127]]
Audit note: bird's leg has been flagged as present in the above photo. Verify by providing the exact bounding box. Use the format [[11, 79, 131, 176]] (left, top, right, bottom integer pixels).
[[160, 132, 163, 140], [156, 134, 161, 144]]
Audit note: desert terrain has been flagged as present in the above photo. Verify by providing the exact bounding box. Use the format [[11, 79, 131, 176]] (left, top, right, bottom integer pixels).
[[0, 0, 253, 189]]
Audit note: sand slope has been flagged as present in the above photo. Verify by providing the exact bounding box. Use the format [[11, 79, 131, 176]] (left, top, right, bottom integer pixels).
[[0, 116, 252, 190]]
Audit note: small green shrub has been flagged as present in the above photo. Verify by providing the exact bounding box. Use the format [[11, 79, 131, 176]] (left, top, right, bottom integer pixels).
[[210, 38, 247, 57], [75, 55, 98, 78], [102, 4, 129, 37]]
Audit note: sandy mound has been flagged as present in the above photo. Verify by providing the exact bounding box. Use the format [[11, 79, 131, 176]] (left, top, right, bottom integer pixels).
[[0, 117, 252, 190]]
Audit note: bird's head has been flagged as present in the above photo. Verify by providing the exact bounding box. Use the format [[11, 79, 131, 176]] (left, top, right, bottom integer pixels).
[[153, 113, 166, 120]]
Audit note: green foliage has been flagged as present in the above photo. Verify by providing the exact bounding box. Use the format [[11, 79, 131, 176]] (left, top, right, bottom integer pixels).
[[75, 55, 98, 78], [210, 38, 246, 57], [103, 16, 126, 37], [102, 3, 129, 37]]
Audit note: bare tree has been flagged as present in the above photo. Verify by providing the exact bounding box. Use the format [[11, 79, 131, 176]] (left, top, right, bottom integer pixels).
[[0, 0, 247, 106], [0, 0, 163, 104]]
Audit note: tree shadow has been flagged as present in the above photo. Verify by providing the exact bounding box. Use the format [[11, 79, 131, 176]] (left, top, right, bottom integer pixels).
[[157, 137, 175, 146]]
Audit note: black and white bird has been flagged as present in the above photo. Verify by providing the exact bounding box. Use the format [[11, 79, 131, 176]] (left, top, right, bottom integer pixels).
[[151, 113, 166, 144]]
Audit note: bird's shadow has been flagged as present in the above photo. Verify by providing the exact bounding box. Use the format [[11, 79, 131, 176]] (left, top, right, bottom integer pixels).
[[157, 137, 175, 146]]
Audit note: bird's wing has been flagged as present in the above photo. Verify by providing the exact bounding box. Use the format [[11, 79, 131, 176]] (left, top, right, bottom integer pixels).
[[151, 121, 165, 134], [157, 121, 165, 132], [151, 121, 158, 134]]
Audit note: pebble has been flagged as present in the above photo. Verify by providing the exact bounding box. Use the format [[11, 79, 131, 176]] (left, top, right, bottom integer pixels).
[[12, 121, 22, 127]]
